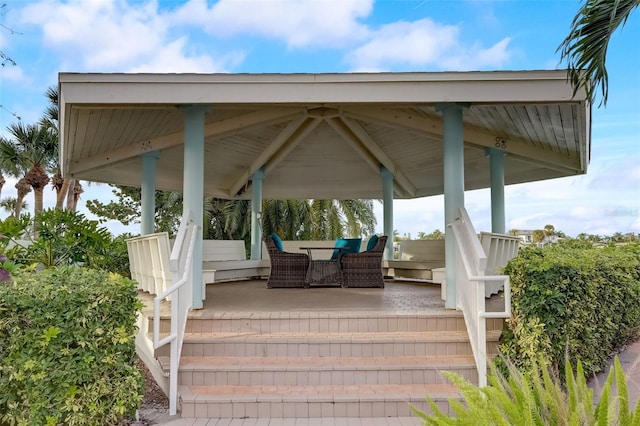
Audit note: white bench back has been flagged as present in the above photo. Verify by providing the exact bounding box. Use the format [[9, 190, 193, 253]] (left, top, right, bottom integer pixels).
[[479, 232, 520, 275], [202, 240, 248, 261], [397, 239, 445, 261]]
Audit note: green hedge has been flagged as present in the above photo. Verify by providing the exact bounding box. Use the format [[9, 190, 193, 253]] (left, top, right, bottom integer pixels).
[[0, 267, 145, 425], [500, 242, 640, 377]]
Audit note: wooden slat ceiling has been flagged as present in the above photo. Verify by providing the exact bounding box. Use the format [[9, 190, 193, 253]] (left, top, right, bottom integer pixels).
[[60, 72, 590, 200]]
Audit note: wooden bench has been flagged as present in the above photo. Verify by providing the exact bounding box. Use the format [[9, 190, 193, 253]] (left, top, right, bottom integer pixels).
[[202, 240, 270, 284], [385, 239, 446, 280], [127, 236, 269, 296]]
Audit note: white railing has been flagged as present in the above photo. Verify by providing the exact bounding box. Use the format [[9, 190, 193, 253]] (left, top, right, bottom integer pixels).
[[126, 232, 172, 295], [479, 232, 520, 297], [448, 208, 511, 387], [153, 211, 198, 415]]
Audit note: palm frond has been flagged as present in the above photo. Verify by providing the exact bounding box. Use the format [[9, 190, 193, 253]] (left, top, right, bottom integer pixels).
[[557, 0, 640, 106]]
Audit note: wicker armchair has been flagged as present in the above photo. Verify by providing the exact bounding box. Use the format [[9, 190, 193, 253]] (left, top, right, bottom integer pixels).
[[339, 235, 388, 288], [265, 236, 310, 288]]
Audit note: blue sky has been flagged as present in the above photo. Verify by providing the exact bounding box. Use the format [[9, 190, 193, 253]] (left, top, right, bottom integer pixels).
[[0, 0, 638, 238]]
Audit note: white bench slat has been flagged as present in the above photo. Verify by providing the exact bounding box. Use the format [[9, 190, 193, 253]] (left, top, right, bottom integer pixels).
[[386, 239, 446, 280]]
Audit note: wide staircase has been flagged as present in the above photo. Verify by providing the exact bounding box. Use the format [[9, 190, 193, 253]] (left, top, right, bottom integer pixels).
[[147, 307, 504, 420]]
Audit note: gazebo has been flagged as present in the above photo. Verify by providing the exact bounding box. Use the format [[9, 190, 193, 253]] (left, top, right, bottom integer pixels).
[[59, 70, 590, 310], [59, 71, 591, 416]]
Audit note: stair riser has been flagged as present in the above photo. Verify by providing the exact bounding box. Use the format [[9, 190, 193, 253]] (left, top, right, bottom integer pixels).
[[180, 398, 451, 419], [179, 367, 478, 386], [178, 341, 494, 358], [150, 316, 504, 334]]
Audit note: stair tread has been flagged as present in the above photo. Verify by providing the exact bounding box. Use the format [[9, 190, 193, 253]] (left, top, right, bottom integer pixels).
[[179, 354, 476, 369], [155, 311, 466, 320], [180, 329, 501, 341], [180, 383, 460, 400]]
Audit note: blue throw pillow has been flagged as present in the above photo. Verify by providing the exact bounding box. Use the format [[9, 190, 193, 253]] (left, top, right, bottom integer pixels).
[[344, 238, 362, 254], [331, 238, 362, 260], [366, 235, 379, 251], [270, 234, 284, 252], [331, 238, 349, 260]]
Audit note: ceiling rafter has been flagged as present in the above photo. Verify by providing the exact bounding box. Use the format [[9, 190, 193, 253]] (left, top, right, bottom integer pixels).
[[227, 115, 310, 197], [324, 118, 409, 198], [342, 106, 582, 173], [328, 116, 417, 198], [263, 118, 323, 176], [68, 108, 306, 176]]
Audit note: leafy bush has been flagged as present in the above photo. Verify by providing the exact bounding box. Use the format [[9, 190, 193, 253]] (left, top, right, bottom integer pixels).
[[0, 267, 144, 425], [411, 356, 640, 425], [0, 215, 31, 260], [500, 242, 640, 377], [96, 233, 135, 278], [0, 210, 131, 277]]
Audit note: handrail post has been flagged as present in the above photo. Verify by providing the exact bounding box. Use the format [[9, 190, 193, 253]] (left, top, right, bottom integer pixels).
[[152, 211, 197, 415], [449, 207, 512, 388]]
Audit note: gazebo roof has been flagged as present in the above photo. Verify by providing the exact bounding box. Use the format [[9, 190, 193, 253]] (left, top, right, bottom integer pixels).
[[59, 71, 591, 200]]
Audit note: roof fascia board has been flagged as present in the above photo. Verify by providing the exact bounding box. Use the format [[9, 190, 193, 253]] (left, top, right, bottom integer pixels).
[[59, 71, 586, 105]]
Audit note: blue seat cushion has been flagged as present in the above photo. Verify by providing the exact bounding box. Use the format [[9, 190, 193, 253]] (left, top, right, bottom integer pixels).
[[366, 235, 379, 251], [270, 234, 284, 252], [331, 238, 361, 260]]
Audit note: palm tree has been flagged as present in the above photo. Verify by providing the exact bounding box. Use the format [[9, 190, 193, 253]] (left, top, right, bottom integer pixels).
[[203, 197, 376, 242], [0, 145, 21, 200], [259, 199, 310, 240], [14, 178, 31, 218], [0, 196, 27, 217], [0, 123, 57, 215], [318, 199, 376, 239], [558, 0, 639, 106], [67, 180, 84, 212], [39, 85, 73, 210]]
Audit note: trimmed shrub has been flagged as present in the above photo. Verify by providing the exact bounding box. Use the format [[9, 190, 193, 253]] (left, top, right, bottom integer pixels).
[[500, 242, 640, 377], [0, 267, 144, 425]]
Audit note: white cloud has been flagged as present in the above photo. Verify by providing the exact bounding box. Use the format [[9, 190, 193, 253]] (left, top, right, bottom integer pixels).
[[173, 0, 373, 49], [0, 65, 29, 84], [127, 37, 246, 73], [18, 0, 239, 73], [346, 18, 511, 72], [176, 0, 373, 48]]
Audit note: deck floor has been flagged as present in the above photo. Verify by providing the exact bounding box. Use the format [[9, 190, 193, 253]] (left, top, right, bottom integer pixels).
[[142, 278, 506, 318]]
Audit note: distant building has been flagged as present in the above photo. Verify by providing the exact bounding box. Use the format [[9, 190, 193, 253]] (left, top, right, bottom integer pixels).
[[512, 230, 561, 247], [514, 230, 535, 246]]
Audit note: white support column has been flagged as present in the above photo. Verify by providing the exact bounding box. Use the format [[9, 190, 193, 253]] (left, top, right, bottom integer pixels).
[[438, 103, 466, 310], [141, 151, 159, 235], [250, 168, 265, 260], [182, 105, 209, 310], [381, 166, 394, 260], [487, 148, 506, 234]]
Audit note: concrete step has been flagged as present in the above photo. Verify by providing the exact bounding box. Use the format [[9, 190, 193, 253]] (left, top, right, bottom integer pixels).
[[177, 355, 478, 386], [175, 330, 501, 358], [149, 312, 505, 335], [178, 383, 459, 418]]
